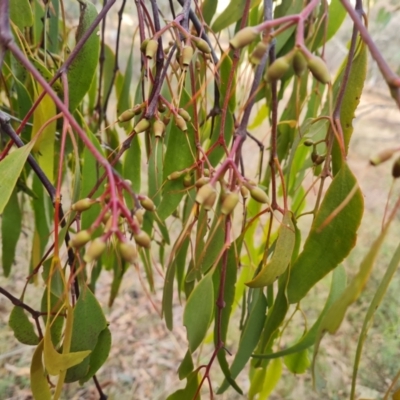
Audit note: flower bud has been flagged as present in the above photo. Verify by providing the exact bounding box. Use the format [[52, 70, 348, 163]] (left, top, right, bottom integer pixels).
[[134, 118, 150, 134], [265, 55, 291, 82], [134, 230, 151, 248], [140, 39, 149, 53], [293, 51, 307, 76], [135, 208, 145, 225], [183, 174, 192, 187], [307, 56, 330, 84], [195, 183, 216, 206], [249, 185, 269, 204], [178, 108, 191, 122], [145, 39, 159, 59], [303, 139, 314, 147], [71, 198, 95, 212], [174, 114, 188, 132], [118, 109, 136, 123], [370, 148, 396, 166], [181, 45, 194, 66], [193, 37, 211, 54], [250, 41, 268, 64], [119, 241, 138, 264], [153, 120, 165, 138], [195, 176, 210, 188], [139, 196, 156, 211], [168, 170, 185, 180], [230, 27, 259, 49], [240, 185, 249, 199], [221, 192, 239, 215], [84, 238, 107, 263], [69, 230, 91, 249]]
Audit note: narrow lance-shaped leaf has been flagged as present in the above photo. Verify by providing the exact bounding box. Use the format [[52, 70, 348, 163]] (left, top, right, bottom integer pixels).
[[183, 272, 214, 353], [67, 0, 100, 112], [331, 39, 367, 175], [252, 265, 346, 360], [312, 220, 391, 378], [2, 189, 22, 276], [246, 211, 295, 287], [287, 164, 364, 303], [0, 139, 35, 214], [350, 241, 400, 396], [30, 341, 51, 400]]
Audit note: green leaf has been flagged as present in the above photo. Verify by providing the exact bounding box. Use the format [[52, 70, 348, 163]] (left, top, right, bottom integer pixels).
[[284, 349, 310, 374], [260, 358, 282, 398], [246, 211, 295, 287], [218, 289, 267, 394], [332, 40, 367, 174], [80, 129, 105, 231], [2, 189, 22, 276], [252, 265, 346, 360], [202, 0, 218, 25], [0, 140, 35, 214], [101, 44, 115, 109], [158, 90, 196, 220], [41, 289, 64, 347], [287, 164, 364, 303], [109, 261, 128, 307], [9, 306, 40, 345], [183, 273, 214, 353], [212, 0, 261, 32], [30, 341, 51, 400], [68, 0, 100, 112], [351, 241, 400, 396], [65, 287, 108, 382], [166, 371, 200, 400], [10, 0, 33, 30], [312, 221, 391, 376], [79, 327, 112, 384], [178, 350, 194, 380]]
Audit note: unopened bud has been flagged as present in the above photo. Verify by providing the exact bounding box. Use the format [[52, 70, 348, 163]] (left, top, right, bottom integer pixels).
[[153, 120, 165, 137], [193, 37, 211, 54], [178, 108, 191, 122], [119, 241, 138, 264], [293, 51, 307, 76], [183, 174, 192, 187], [145, 39, 159, 59], [174, 114, 188, 132], [249, 185, 269, 204], [307, 56, 330, 84], [135, 208, 145, 225], [140, 39, 149, 52], [195, 183, 216, 206], [195, 176, 210, 188], [392, 156, 400, 178], [240, 185, 249, 199], [181, 46, 194, 66], [69, 230, 91, 249], [118, 109, 136, 123], [71, 198, 95, 212], [370, 148, 396, 166], [134, 230, 151, 248], [139, 196, 156, 211], [265, 55, 292, 82], [230, 27, 259, 49], [303, 139, 314, 147], [84, 238, 107, 263], [221, 192, 239, 215], [134, 118, 150, 133], [168, 170, 185, 180], [250, 41, 268, 65]]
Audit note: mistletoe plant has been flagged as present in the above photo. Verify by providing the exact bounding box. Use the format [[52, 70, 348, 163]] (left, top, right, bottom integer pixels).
[[0, 0, 400, 398]]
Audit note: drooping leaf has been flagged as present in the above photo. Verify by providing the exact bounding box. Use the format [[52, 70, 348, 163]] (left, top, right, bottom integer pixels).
[[332, 39, 367, 174], [0, 140, 35, 214], [41, 288, 64, 347], [178, 350, 194, 380], [158, 90, 196, 220], [287, 164, 364, 303], [30, 341, 51, 400], [79, 327, 112, 384], [284, 349, 310, 374], [67, 0, 100, 112], [9, 306, 40, 345], [183, 272, 214, 353], [10, 0, 33, 30], [312, 221, 391, 376], [2, 189, 22, 276], [246, 211, 295, 287], [350, 241, 400, 397], [260, 358, 282, 398], [166, 371, 200, 400], [65, 286, 108, 382], [32, 87, 57, 183], [202, 0, 218, 25], [252, 265, 346, 360], [218, 289, 267, 393]]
